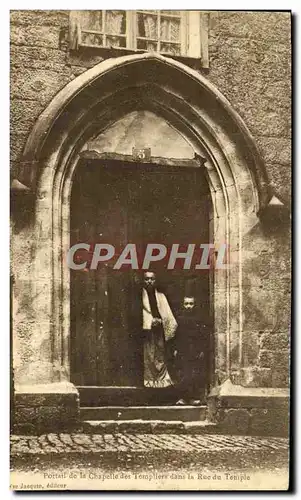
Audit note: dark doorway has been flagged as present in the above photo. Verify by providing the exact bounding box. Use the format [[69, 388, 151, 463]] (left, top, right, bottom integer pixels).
[[70, 159, 212, 393]]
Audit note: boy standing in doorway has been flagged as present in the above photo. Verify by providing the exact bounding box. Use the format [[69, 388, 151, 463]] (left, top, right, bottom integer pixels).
[[174, 296, 208, 405]]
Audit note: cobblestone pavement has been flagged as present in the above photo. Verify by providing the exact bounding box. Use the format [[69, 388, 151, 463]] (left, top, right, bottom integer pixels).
[[10, 433, 288, 491], [11, 433, 288, 455], [10, 434, 289, 490]]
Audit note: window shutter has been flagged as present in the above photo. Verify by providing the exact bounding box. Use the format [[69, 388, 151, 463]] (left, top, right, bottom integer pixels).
[[69, 10, 82, 50], [180, 11, 188, 56], [200, 12, 209, 68], [187, 11, 201, 58], [126, 11, 136, 49], [187, 11, 209, 68]]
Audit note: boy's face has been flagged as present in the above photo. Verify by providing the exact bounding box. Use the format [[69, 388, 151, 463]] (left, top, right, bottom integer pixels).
[[183, 297, 195, 310]]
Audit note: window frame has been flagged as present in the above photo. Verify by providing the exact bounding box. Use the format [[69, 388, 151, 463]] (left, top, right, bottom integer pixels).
[[69, 10, 209, 68], [132, 10, 187, 57]]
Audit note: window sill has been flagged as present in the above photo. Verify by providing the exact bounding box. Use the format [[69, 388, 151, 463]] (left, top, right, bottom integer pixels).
[[69, 44, 208, 71]]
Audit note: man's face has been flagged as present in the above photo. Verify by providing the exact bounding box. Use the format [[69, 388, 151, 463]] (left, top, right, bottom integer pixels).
[[183, 297, 195, 311], [144, 272, 156, 289]]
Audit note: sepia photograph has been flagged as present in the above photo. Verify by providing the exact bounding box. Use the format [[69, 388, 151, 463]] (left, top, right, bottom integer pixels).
[[9, 8, 291, 491]]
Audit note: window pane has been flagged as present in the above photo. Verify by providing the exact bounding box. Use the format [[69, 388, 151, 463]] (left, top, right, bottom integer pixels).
[[160, 43, 181, 56], [137, 39, 157, 51], [160, 18, 180, 42], [137, 12, 158, 39], [106, 35, 126, 48], [81, 11, 103, 31], [81, 32, 103, 47], [106, 10, 126, 35]]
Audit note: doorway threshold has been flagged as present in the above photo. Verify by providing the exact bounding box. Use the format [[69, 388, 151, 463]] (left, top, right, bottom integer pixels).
[[77, 386, 194, 407]]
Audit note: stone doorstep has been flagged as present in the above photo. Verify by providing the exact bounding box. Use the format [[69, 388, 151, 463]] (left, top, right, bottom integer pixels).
[[13, 382, 289, 437], [81, 420, 217, 434], [80, 405, 207, 422]]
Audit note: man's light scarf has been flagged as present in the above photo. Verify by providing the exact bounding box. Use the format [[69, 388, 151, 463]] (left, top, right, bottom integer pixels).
[[142, 288, 177, 341]]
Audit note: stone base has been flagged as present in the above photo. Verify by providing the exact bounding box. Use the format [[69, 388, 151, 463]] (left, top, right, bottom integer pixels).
[[13, 382, 80, 434], [208, 379, 289, 437], [80, 405, 207, 421]]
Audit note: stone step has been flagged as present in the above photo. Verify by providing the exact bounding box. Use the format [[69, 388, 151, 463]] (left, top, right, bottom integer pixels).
[[77, 386, 184, 406], [81, 419, 217, 434], [80, 405, 207, 422]]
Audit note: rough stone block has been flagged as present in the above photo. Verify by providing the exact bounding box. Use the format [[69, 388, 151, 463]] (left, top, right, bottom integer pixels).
[[265, 163, 291, 203], [36, 405, 61, 424], [211, 11, 291, 43], [10, 68, 72, 106], [10, 46, 68, 72], [10, 98, 47, 134], [151, 421, 185, 434], [258, 350, 274, 368], [10, 24, 62, 49], [69, 52, 105, 69], [260, 332, 290, 351], [229, 331, 241, 371], [14, 384, 80, 433], [10, 10, 69, 27], [215, 369, 228, 386], [241, 331, 260, 366], [215, 333, 227, 372], [270, 351, 290, 372], [240, 367, 272, 388], [249, 408, 289, 437], [10, 132, 28, 164], [15, 392, 78, 407], [14, 406, 36, 424], [219, 408, 250, 434], [271, 370, 289, 388], [255, 136, 291, 166], [242, 285, 291, 335], [208, 35, 291, 136], [117, 421, 152, 434]]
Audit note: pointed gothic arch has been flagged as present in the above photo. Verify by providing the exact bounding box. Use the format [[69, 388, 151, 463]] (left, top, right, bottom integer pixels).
[[16, 52, 270, 390]]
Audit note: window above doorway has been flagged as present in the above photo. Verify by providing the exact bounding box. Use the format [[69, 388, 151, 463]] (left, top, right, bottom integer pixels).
[[69, 10, 209, 68]]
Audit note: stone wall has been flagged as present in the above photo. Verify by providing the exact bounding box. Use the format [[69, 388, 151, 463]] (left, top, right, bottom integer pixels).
[[10, 10, 291, 393], [207, 11, 291, 388], [208, 11, 291, 203]]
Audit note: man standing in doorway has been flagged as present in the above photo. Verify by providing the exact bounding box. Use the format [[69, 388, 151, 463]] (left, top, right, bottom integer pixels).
[[141, 271, 177, 388]]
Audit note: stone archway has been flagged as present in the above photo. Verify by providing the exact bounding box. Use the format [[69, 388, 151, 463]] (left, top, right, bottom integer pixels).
[[14, 52, 271, 426]]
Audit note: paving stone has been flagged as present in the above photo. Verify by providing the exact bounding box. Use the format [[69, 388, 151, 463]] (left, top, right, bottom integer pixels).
[[37, 435, 56, 454], [27, 437, 42, 453], [47, 433, 66, 450], [71, 434, 93, 447], [10, 433, 289, 456], [102, 434, 119, 451], [183, 435, 214, 451], [59, 433, 77, 449], [91, 434, 105, 446], [135, 434, 163, 450], [10, 435, 25, 441], [123, 434, 152, 451], [145, 434, 176, 450], [117, 434, 148, 451], [161, 434, 196, 451], [11, 441, 30, 454]]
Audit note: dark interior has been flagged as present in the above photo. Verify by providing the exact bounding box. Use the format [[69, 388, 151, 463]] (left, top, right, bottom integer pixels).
[[70, 159, 212, 392]]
